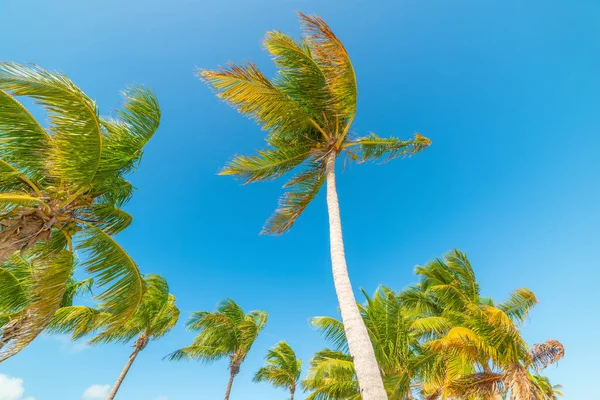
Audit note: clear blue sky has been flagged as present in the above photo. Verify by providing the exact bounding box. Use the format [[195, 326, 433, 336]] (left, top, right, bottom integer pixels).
[[1, 0, 598, 399]]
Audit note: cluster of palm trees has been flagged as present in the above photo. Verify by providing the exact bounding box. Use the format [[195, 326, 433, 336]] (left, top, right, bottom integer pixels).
[[0, 11, 563, 400]]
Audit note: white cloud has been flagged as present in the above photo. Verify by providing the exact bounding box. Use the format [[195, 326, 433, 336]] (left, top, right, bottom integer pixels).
[[0, 374, 35, 400], [81, 384, 110, 400]]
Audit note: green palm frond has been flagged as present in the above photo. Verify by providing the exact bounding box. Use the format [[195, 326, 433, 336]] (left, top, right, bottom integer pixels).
[[78, 223, 144, 322], [498, 288, 538, 323], [0, 257, 32, 313], [96, 86, 160, 180], [0, 89, 50, 185], [0, 63, 102, 189], [198, 63, 312, 136], [0, 249, 73, 361], [262, 161, 326, 235], [311, 316, 348, 353], [349, 132, 431, 163], [47, 305, 112, 340], [264, 30, 332, 125], [220, 145, 313, 184], [79, 204, 133, 235], [298, 12, 357, 122]]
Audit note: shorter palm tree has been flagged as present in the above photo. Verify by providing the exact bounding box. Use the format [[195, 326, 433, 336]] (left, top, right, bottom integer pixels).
[[167, 298, 268, 400], [254, 341, 302, 400], [49, 274, 179, 400]]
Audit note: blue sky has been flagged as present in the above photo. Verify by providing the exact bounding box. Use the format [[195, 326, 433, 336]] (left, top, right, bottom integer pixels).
[[1, 0, 598, 399]]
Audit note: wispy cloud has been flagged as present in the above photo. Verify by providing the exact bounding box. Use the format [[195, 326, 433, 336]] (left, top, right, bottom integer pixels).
[[81, 384, 110, 400]]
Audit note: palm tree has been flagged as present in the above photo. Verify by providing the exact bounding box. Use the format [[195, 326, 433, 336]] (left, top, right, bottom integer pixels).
[[199, 13, 430, 400], [0, 62, 160, 360], [49, 274, 179, 400], [303, 249, 565, 400], [403, 249, 565, 399], [254, 341, 302, 400], [167, 298, 268, 400]]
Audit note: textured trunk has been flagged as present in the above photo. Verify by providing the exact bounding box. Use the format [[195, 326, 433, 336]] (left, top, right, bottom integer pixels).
[[290, 387, 295, 400], [223, 369, 238, 400], [324, 152, 388, 400], [106, 334, 148, 400], [0, 213, 50, 264]]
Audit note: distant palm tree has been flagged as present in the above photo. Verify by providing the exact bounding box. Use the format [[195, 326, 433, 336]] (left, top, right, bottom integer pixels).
[[0, 62, 161, 360], [199, 13, 430, 400], [49, 275, 179, 400], [168, 298, 267, 400], [254, 341, 302, 400]]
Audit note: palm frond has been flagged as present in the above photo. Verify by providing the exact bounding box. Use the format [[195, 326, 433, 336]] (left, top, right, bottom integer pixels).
[[0, 256, 32, 313], [47, 305, 112, 340], [262, 161, 326, 235], [220, 145, 313, 184], [198, 63, 312, 136], [311, 316, 348, 353], [0, 89, 50, 184], [529, 340, 564, 371], [96, 86, 160, 180], [264, 30, 332, 125], [78, 223, 144, 322], [0, 62, 102, 189], [298, 12, 357, 121], [79, 204, 133, 235], [498, 288, 538, 323], [349, 132, 431, 163], [0, 249, 73, 361]]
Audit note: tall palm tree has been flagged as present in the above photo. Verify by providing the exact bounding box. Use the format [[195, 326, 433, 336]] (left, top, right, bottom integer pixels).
[[199, 13, 430, 400], [254, 341, 302, 400], [0, 63, 160, 360], [49, 274, 179, 400], [167, 298, 268, 400]]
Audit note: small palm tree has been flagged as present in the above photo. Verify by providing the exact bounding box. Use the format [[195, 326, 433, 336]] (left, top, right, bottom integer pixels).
[[199, 13, 430, 400], [167, 298, 268, 400], [0, 63, 160, 360], [254, 341, 302, 400], [49, 275, 179, 400]]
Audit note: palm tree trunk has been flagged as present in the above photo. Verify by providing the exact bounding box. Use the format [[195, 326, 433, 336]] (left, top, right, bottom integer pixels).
[[106, 334, 148, 400], [223, 370, 237, 400], [324, 152, 387, 400]]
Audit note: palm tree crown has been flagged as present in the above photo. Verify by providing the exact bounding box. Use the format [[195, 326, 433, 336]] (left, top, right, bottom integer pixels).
[[168, 298, 268, 400], [254, 341, 302, 400], [0, 62, 160, 359], [200, 13, 430, 234]]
